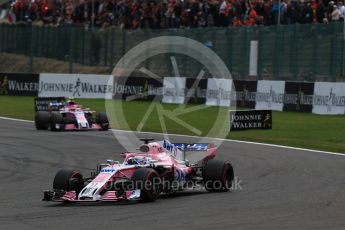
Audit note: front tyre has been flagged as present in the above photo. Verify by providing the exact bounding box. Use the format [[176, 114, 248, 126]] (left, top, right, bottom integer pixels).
[[50, 112, 63, 131], [53, 169, 84, 194], [96, 112, 109, 131], [131, 168, 161, 202], [203, 160, 234, 192], [35, 111, 50, 130]]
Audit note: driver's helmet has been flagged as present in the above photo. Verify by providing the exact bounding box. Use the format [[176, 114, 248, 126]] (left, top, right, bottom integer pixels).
[[66, 97, 76, 106], [126, 156, 148, 165]]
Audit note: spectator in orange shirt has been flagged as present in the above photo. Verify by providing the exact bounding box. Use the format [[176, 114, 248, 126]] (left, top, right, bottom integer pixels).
[[244, 7, 256, 26], [232, 15, 242, 26]]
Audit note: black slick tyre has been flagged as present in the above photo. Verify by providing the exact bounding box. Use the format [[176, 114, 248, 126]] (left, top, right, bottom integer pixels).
[[96, 112, 109, 131], [50, 112, 63, 131], [35, 111, 50, 130], [53, 169, 84, 194], [203, 160, 234, 192], [131, 168, 160, 202]]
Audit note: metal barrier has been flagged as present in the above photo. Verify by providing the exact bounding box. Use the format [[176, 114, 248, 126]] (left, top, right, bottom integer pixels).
[[0, 23, 345, 82]]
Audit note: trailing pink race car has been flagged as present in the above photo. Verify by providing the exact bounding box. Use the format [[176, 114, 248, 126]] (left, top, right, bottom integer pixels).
[[43, 138, 234, 203], [34, 98, 109, 131]]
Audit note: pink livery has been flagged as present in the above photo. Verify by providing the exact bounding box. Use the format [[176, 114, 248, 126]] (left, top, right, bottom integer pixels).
[[43, 138, 234, 203]]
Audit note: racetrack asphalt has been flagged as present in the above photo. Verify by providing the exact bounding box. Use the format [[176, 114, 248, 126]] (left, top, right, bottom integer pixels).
[[0, 118, 345, 230]]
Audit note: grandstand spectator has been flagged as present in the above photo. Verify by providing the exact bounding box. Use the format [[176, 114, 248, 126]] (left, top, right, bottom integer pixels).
[[3, 0, 345, 29], [232, 15, 242, 26], [262, 0, 273, 25], [244, 6, 256, 26], [316, 0, 325, 23], [218, 0, 229, 27], [271, 0, 280, 24], [338, 1, 345, 20], [285, 0, 298, 24], [331, 4, 340, 21], [323, 12, 329, 23]]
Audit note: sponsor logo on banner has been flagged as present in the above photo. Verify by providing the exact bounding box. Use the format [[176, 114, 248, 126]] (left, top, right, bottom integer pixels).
[[38, 74, 113, 99], [34, 97, 65, 111], [0, 73, 39, 96], [283, 82, 314, 112], [206, 78, 233, 106], [255, 80, 285, 111], [162, 77, 186, 104], [230, 110, 272, 131], [113, 77, 163, 101], [185, 78, 207, 104], [312, 82, 345, 115], [234, 80, 257, 109]]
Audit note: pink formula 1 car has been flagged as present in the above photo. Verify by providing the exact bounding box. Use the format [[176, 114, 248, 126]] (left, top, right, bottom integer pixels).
[[35, 98, 109, 131], [43, 138, 234, 203]]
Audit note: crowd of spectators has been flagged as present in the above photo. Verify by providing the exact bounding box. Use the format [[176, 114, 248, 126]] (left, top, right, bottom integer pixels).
[[1, 0, 345, 29]]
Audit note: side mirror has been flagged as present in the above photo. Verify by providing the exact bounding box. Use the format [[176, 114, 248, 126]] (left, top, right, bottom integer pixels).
[[106, 159, 119, 165]]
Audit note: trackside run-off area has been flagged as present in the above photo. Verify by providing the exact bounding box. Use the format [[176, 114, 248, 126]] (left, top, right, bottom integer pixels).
[[0, 96, 344, 153]]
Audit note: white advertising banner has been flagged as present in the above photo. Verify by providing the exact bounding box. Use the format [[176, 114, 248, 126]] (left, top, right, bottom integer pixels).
[[312, 82, 345, 115], [162, 77, 186, 104], [249, 40, 258, 76], [206, 78, 233, 106], [255, 80, 285, 111], [38, 73, 113, 99]]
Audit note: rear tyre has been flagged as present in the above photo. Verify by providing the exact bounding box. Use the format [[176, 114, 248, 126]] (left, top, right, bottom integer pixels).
[[131, 168, 160, 202], [35, 111, 50, 130], [96, 112, 109, 131], [53, 169, 84, 194], [50, 112, 63, 131], [203, 159, 234, 192]]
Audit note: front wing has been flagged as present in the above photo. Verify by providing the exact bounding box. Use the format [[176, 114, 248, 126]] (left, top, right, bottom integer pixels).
[[55, 123, 103, 131], [43, 189, 141, 202]]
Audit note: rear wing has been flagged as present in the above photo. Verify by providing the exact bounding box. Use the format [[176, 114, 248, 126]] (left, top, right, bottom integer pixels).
[[158, 139, 217, 164], [172, 143, 217, 164], [34, 97, 65, 112], [172, 143, 215, 151]]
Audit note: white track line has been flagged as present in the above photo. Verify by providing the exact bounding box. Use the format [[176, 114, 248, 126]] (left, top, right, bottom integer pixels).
[[1, 116, 343, 156], [0, 116, 34, 123]]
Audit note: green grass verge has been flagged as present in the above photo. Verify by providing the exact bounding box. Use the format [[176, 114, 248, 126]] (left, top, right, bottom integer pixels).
[[0, 96, 344, 153]]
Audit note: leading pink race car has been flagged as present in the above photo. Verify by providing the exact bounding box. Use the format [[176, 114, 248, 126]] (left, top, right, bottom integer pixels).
[[43, 138, 234, 203]]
